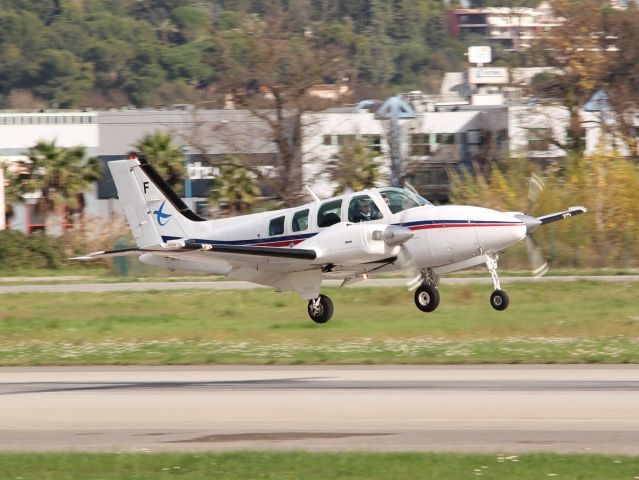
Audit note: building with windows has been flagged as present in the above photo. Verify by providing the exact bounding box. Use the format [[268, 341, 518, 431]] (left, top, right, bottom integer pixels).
[[445, 2, 564, 50], [4, 93, 628, 234], [1, 107, 286, 233], [509, 104, 636, 163], [0, 111, 99, 233], [302, 98, 509, 202]]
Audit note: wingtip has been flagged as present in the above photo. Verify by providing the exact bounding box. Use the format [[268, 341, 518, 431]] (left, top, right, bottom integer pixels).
[[569, 206, 588, 214], [69, 255, 97, 261]]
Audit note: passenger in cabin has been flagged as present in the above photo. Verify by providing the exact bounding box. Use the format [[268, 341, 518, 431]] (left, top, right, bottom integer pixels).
[[350, 196, 382, 222]]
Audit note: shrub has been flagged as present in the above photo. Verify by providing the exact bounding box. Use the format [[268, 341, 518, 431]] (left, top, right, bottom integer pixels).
[[0, 230, 65, 270]]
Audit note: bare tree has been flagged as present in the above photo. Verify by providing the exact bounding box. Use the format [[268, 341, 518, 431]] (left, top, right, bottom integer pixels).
[[214, 5, 349, 206], [530, 0, 612, 156], [602, 6, 639, 161]]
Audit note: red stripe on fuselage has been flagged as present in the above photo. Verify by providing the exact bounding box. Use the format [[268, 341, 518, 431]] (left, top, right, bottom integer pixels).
[[253, 239, 305, 247]]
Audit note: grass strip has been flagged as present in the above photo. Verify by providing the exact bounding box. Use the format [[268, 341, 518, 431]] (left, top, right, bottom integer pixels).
[[1, 282, 638, 365], [0, 452, 638, 480]]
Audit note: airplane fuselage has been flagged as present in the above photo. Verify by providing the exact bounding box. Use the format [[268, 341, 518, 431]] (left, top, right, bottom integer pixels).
[[147, 187, 527, 279]]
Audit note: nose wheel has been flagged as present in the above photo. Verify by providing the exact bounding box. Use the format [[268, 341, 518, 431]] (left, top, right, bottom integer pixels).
[[486, 254, 509, 311], [308, 294, 334, 323], [490, 289, 509, 310]]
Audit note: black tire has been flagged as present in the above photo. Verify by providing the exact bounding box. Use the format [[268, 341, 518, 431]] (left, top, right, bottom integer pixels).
[[308, 294, 334, 323], [414, 284, 440, 313], [490, 289, 509, 311]]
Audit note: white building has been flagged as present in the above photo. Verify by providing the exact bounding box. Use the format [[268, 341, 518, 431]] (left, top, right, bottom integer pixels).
[[303, 99, 508, 201], [446, 2, 564, 50], [0, 111, 99, 233], [1, 108, 283, 233], [5, 97, 627, 233], [508, 104, 633, 163]]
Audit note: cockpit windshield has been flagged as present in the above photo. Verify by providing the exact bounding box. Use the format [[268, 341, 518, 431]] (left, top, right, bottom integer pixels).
[[378, 188, 432, 214]]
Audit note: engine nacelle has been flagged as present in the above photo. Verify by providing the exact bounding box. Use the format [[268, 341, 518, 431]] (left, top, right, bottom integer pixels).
[[302, 223, 412, 265]]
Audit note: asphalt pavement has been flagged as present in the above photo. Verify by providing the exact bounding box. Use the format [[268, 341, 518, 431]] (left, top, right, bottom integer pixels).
[[1, 365, 638, 454]]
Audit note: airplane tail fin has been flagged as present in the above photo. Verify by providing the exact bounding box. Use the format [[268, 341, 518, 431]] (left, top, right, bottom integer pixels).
[[108, 156, 207, 248]]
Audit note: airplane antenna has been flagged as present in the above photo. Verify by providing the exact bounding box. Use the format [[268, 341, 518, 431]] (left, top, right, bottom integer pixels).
[[403, 181, 419, 196], [305, 185, 320, 202]]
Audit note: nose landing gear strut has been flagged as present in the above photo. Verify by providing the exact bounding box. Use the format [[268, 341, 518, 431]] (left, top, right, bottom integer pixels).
[[486, 254, 509, 311]]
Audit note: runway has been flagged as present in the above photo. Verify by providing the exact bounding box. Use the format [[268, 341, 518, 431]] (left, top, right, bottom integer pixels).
[[0, 275, 638, 294], [1, 365, 638, 454]]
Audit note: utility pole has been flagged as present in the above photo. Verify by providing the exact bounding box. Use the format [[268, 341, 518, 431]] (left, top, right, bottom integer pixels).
[[182, 145, 192, 207], [375, 96, 416, 187], [0, 161, 5, 230]]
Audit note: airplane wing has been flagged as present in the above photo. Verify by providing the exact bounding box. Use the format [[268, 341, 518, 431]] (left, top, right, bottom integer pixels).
[[72, 237, 391, 299], [538, 206, 587, 225], [187, 243, 317, 260], [73, 243, 317, 262], [73, 241, 323, 298]]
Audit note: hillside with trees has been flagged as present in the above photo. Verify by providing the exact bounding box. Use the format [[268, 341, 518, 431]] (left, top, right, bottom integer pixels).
[[0, 0, 477, 109]]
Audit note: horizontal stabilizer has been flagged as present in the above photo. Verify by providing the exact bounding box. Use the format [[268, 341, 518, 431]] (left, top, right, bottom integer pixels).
[[538, 206, 587, 226], [71, 248, 142, 261], [71, 243, 202, 260]]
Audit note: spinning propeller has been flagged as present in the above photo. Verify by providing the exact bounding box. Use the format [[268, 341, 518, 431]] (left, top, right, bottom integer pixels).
[[523, 173, 549, 277], [516, 173, 587, 277]]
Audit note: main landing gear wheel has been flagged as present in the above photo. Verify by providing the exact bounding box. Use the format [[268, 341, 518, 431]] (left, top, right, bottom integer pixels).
[[490, 289, 509, 311], [308, 294, 334, 323], [414, 284, 440, 313], [486, 254, 509, 311]]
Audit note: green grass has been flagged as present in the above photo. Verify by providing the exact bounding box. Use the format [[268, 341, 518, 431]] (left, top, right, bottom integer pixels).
[[0, 266, 109, 278], [0, 452, 637, 479], [1, 281, 639, 365]]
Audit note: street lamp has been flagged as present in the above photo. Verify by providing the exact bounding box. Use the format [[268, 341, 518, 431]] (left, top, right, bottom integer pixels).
[[182, 145, 191, 205]]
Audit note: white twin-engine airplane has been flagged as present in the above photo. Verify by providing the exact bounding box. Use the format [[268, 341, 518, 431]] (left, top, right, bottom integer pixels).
[[77, 156, 586, 323]]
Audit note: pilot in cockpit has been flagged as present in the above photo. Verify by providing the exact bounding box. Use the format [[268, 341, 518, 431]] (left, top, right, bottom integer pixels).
[[351, 197, 382, 222]]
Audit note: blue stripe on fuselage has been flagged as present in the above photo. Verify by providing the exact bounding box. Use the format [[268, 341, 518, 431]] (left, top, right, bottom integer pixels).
[[399, 219, 523, 228], [161, 232, 317, 246]]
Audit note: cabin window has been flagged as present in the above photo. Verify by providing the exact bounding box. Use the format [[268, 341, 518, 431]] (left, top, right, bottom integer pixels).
[[292, 209, 309, 232], [317, 199, 342, 228], [269, 216, 285, 236], [379, 188, 429, 214], [348, 195, 383, 222]]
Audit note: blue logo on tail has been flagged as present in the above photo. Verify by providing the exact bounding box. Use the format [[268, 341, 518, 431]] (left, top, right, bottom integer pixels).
[[153, 201, 172, 226]]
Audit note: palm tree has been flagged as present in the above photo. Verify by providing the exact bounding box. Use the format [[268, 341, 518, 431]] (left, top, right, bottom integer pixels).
[[8, 141, 102, 235], [327, 139, 384, 195], [209, 164, 260, 216], [134, 131, 185, 194]]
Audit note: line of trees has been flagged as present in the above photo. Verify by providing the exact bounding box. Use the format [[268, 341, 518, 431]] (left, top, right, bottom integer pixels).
[[0, 0, 467, 109]]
